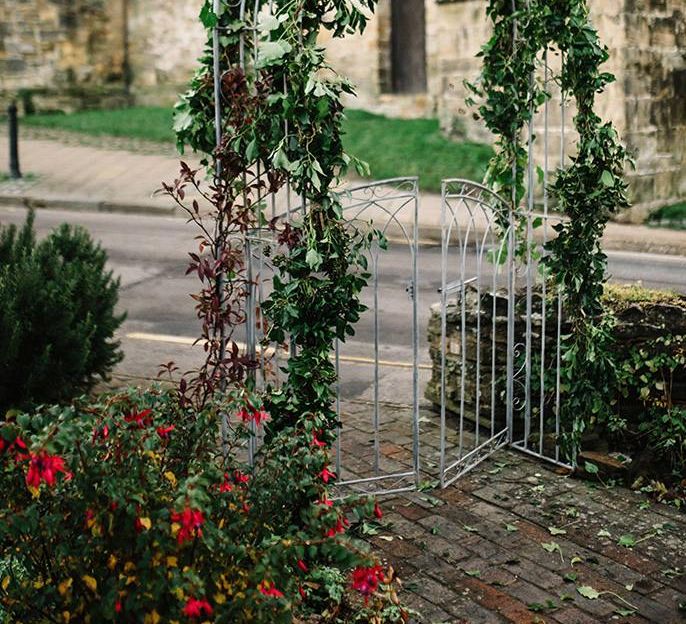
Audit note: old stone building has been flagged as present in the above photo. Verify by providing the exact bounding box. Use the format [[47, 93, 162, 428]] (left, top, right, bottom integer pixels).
[[0, 0, 205, 110], [1, 0, 684, 215]]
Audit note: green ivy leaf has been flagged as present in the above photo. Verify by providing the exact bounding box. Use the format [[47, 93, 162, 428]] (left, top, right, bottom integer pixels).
[[577, 585, 601, 600]]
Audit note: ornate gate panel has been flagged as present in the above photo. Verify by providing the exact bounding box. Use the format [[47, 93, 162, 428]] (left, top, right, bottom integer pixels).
[[438, 180, 514, 487], [245, 178, 421, 495]]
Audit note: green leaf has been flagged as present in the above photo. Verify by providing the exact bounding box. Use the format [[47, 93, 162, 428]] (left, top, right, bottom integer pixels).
[[505, 524, 519, 533], [548, 526, 567, 536], [577, 585, 601, 600], [199, 3, 218, 28], [584, 461, 599, 475], [617, 534, 636, 548], [614, 607, 637, 617], [464, 569, 481, 578], [256, 40, 292, 68], [305, 248, 322, 270], [600, 170, 614, 187]]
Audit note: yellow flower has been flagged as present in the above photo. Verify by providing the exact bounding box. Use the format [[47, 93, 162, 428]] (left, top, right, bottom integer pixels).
[[144, 611, 161, 624], [58, 578, 73, 597], [82, 575, 97, 593]]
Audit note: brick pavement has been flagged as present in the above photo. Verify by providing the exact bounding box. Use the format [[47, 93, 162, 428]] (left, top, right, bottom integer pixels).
[[335, 400, 686, 624]]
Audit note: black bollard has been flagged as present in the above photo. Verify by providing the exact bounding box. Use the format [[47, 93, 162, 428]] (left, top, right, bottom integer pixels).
[[8, 101, 21, 179]]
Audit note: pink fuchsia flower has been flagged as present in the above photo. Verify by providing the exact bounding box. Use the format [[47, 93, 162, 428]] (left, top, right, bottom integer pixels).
[[240, 408, 269, 426], [124, 408, 153, 429], [25, 451, 70, 489], [156, 424, 175, 439], [311, 433, 326, 448], [319, 465, 336, 483], [258, 580, 284, 598], [219, 472, 233, 493], [171, 506, 204, 544], [325, 517, 349, 538], [351, 565, 385, 602], [182, 597, 213, 619], [233, 470, 249, 485]]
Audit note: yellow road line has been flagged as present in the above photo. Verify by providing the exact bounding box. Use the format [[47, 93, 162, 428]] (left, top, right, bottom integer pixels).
[[125, 331, 432, 370]]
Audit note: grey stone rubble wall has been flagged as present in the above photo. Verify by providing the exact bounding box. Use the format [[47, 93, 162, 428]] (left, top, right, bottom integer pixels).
[[425, 286, 686, 423]]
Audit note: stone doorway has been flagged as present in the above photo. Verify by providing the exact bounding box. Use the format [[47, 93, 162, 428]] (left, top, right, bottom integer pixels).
[[390, 0, 427, 94]]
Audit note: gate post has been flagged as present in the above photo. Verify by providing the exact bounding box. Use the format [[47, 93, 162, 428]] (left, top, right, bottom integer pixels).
[[505, 208, 516, 443], [8, 101, 21, 179]]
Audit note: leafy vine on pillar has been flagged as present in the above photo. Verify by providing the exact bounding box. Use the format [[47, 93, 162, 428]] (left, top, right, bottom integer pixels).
[[468, 0, 630, 458]]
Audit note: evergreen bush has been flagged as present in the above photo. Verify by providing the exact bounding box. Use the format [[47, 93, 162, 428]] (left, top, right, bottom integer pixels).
[[0, 211, 124, 414]]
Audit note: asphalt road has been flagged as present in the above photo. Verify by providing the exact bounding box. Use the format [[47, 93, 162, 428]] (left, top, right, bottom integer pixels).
[[2, 206, 685, 403]]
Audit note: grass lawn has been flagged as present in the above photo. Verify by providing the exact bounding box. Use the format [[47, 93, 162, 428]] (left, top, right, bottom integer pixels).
[[22, 107, 492, 193], [647, 201, 686, 230]]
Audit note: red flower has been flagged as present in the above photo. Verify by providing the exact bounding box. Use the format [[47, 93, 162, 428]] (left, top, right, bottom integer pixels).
[[258, 580, 284, 599], [156, 424, 175, 439], [298, 585, 307, 600], [25, 451, 69, 489], [182, 597, 213, 619], [319, 465, 336, 483], [311, 433, 327, 448], [2, 436, 28, 461], [318, 496, 334, 507], [92, 424, 110, 444], [233, 470, 249, 485], [373, 501, 383, 520], [325, 517, 349, 538], [240, 408, 269, 426], [351, 565, 384, 602], [114, 599, 122, 613], [297, 559, 308, 573], [124, 408, 153, 429], [171, 506, 204, 544], [219, 473, 233, 493]]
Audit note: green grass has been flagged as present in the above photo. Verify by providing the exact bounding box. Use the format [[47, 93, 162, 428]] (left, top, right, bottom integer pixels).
[[22, 107, 493, 193], [23, 106, 175, 143], [647, 201, 686, 230], [342, 110, 492, 192]]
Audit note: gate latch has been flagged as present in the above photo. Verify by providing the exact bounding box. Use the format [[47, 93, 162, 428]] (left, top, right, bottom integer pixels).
[[405, 279, 415, 300]]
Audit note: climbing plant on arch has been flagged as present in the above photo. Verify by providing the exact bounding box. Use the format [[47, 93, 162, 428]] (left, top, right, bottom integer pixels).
[[468, 0, 631, 456]]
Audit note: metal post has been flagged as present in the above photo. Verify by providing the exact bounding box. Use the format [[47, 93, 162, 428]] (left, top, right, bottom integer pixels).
[[8, 101, 21, 179]]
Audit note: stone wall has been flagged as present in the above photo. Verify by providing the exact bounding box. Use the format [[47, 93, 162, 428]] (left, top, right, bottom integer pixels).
[[324, 0, 686, 218], [425, 286, 686, 425], [126, 0, 205, 106], [0, 0, 129, 111], [1, 0, 683, 214], [0, 0, 205, 110]]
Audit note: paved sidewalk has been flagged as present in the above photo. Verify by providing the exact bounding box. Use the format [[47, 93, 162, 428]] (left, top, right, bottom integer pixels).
[[1, 132, 685, 256]]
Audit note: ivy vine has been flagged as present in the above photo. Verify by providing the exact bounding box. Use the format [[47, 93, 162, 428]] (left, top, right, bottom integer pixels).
[[469, 0, 631, 458], [173, 0, 378, 444]]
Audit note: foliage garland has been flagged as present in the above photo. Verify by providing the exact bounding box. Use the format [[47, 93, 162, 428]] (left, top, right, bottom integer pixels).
[[172, 0, 376, 442], [469, 0, 631, 457]]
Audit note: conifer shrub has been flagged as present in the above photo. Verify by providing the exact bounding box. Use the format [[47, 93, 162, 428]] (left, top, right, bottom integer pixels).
[[0, 211, 124, 414]]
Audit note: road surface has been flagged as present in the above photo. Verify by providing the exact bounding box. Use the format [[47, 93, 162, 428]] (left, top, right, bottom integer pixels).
[[1, 206, 684, 403]]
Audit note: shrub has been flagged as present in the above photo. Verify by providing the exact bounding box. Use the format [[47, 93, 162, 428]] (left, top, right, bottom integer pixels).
[[0, 387, 408, 623], [0, 211, 124, 414]]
